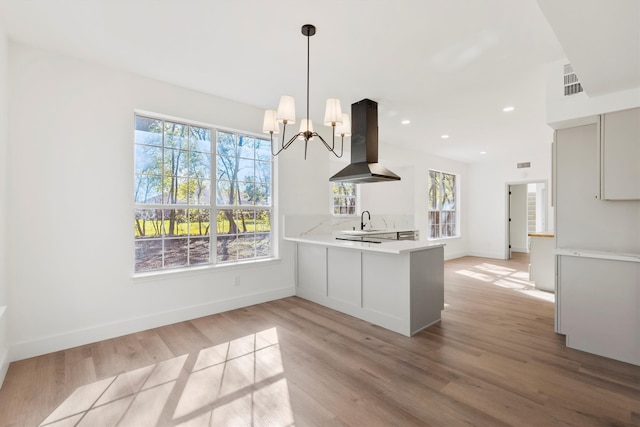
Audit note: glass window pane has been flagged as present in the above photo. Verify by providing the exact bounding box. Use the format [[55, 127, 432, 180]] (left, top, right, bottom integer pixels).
[[135, 209, 163, 238], [255, 210, 271, 232], [255, 138, 271, 161], [255, 160, 271, 183], [135, 116, 163, 146], [163, 209, 188, 236], [189, 178, 211, 205], [135, 239, 163, 272], [253, 184, 270, 206], [135, 145, 162, 175], [189, 237, 210, 265], [442, 173, 456, 210], [164, 122, 189, 150], [188, 209, 211, 236], [190, 126, 211, 153], [217, 234, 236, 263], [216, 180, 235, 205], [236, 235, 256, 260], [217, 131, 236, 156], [237, 135, 255, 159], [236, 210, 255, 234], [237, 181, 251, 205], [237, 158, 255, 182], [255, 233, 271, 258], [134, 174, 162, 204], [217, 209, 236, 234], [189, 151, 210, 177], [428, 170, 440, 210], [164, 238, 188, 268], [216, 155, 236, 182], [163, 148, 189, 177]]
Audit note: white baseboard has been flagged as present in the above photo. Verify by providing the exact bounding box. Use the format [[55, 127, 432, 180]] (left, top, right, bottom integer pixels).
[[466, 250, 507, 260], [0, 348, 8, 388], [0, 305, 8, 387], [443, 251, 468, 261], [10, 286, 294, 362]]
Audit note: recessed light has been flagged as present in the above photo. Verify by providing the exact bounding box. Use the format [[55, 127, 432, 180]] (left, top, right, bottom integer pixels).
[[401, 119, 411, 125], [441, 134, 450, 139], [480, 151, 487, 155], [502, 106, 515, 112]]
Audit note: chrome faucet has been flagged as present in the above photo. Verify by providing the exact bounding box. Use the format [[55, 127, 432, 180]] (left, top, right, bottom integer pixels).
[[361, 210, 371, 230]]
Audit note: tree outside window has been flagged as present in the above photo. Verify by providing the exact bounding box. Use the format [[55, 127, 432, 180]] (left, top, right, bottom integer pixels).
[[428, 170, 457, 239]]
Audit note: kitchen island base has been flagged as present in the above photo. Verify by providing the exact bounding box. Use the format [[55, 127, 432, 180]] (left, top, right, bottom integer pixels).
[[294, 242, 444, 336]]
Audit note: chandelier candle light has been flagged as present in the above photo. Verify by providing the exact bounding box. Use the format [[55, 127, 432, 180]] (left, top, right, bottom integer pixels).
[[262, 24, 349, 159]]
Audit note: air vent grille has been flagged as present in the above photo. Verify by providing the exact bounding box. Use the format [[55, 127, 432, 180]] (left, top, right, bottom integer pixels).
[[563, 64, 583, 96]]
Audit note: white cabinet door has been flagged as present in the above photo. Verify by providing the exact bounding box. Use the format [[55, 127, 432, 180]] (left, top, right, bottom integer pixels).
[[327, 248, 361, 307], [296, 244, 326, 298], [601, 107, 640, 200], [558, 256, 640, 365]]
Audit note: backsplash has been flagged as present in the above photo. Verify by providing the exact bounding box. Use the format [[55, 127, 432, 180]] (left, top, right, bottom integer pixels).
[[283, 214, 414, 238]]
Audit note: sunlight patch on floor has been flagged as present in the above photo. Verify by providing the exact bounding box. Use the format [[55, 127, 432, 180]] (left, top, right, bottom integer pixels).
[[39, 328, 295, 427], [454, 260, 554, 304], [455, 269, 495, 282], [518, 289, 555, 303]]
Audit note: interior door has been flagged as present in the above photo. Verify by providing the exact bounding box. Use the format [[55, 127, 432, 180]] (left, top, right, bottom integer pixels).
[[508, 185, 513, 259]]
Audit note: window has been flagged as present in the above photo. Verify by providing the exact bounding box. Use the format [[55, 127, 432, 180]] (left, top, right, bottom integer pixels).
[[428, 170, 457, 239], [134, 114, 273, 273], [332, 182, 358, 215]]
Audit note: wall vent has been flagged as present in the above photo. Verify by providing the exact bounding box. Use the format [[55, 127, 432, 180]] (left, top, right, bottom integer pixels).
[[563, 64, 583, 96], [517, 162, 531, 169]]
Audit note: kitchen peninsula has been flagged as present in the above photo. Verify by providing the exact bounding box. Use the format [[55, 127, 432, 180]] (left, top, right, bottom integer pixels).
[[285, 234, 445, 336]]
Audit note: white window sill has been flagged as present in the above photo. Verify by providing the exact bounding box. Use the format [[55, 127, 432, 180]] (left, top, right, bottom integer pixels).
[[132, 257, 282, 283], [427, 235, 461, 242]]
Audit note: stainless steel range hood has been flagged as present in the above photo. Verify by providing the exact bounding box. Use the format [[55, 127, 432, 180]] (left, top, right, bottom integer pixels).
[[329, 99, 401, 183]]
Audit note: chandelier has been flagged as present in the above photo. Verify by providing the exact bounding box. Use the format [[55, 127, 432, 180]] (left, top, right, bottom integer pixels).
[[262, 24, 350, 159]]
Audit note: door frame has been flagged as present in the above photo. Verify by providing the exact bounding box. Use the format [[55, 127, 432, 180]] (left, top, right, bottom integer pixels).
[[504, 179, 549, 259]]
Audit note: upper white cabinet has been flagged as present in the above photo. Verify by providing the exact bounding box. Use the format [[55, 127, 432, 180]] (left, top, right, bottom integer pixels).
[[600, 107, 640, 200]]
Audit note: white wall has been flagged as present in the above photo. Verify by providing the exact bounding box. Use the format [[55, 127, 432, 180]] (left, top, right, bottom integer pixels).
[[0, 22, 10, 384], [467, 146, 554, 259], [6, 42, 339, 361]]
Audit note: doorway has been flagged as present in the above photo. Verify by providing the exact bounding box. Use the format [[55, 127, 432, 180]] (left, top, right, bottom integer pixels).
[[506, 181, 548, 259]]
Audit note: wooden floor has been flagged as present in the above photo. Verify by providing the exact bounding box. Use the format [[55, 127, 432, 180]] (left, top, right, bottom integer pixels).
[[1, 254, 639, 426]]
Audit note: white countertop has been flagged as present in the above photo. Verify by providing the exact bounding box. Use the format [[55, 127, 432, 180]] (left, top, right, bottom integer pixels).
[[284, 234, 445, 254], [554, 248, 640, 263]]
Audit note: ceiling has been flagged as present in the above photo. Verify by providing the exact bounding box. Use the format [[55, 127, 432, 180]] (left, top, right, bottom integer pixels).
[[0, 0, 636, 164]]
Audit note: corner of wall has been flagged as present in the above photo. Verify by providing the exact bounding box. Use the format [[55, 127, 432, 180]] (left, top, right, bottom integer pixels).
[[0, 22, 10, 388]]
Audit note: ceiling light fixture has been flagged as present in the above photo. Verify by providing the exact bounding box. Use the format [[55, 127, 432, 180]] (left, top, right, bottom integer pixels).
[[502, 106, 515, 112], [262, 24, 346, 159], [401, 119, 411, 125], [441, 134, 450, 139]]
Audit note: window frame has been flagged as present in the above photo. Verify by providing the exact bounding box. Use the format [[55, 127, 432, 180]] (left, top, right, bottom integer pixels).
[[133, 111, 275, 275], [330, 181, 359, 216], [428, 169, 459, 240]]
